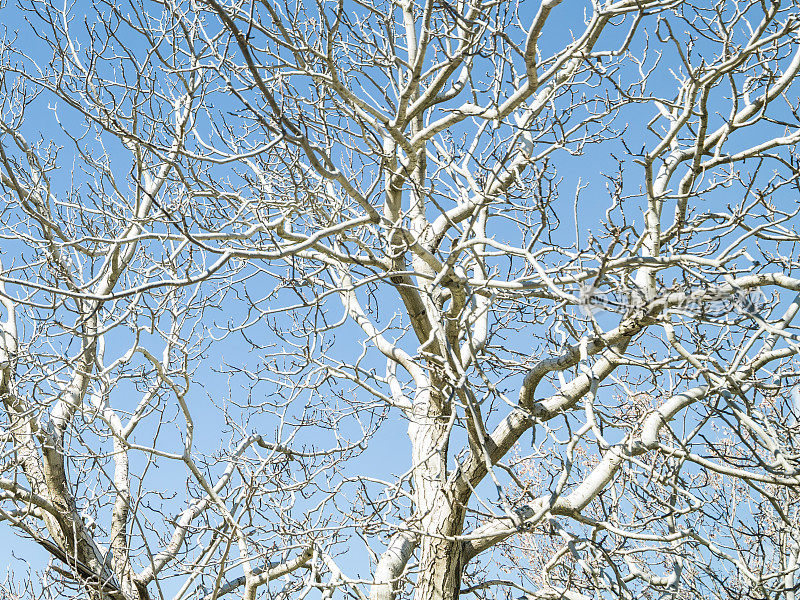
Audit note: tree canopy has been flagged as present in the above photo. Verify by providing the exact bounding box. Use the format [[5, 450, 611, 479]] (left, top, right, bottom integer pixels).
[[3, 0, 800, 599]]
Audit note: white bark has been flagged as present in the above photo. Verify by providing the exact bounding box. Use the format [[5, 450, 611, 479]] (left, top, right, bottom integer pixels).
[[3, 0, 800, 599]]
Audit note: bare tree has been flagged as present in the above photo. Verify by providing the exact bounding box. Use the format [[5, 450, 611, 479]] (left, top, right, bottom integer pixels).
[[3, 0, 800, 599]]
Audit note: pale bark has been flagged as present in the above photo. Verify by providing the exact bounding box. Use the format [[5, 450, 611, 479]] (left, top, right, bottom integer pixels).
[[3, 0, 800, 599]]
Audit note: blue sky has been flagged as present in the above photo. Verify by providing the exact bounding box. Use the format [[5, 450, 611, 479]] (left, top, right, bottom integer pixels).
[[2, 0, 800, 598]]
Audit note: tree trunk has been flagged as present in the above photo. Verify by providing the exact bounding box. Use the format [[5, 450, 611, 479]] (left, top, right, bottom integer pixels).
[[408, 384, 466, 600], [414, 502, 465, 600]]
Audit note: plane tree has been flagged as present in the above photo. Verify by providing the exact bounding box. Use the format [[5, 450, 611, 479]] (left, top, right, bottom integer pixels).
[[3, 0, 800, 599]]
